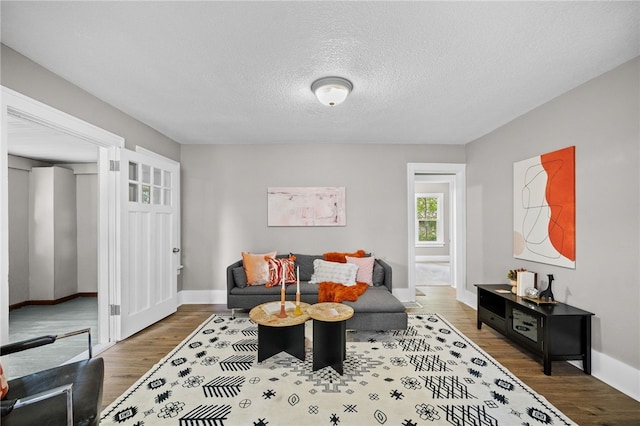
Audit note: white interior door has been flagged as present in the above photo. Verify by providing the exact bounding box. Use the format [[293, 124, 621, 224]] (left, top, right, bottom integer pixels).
[[119, 148, 180, 339]]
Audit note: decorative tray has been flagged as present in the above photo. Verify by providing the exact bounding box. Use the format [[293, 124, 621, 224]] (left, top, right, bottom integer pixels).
[[522, 296, 558, 305]]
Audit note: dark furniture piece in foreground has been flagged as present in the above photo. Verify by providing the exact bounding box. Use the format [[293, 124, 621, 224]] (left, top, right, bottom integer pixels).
[[249, 302, 311, 362], [475, 284, 594, 376], [0, 328, 104, 426], [307, 302, 354, 375], [227, 254, 407, 331]]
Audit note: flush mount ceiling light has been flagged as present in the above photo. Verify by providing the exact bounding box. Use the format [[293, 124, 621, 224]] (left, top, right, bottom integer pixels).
[[311, 76, 353, 106]]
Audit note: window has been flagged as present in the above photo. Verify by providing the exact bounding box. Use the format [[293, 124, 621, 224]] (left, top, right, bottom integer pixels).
[[415, 193, 444, 246], [128, 161, 172, 205]]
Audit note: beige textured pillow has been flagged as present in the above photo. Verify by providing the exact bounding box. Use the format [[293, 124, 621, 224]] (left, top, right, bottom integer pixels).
[[242, 251, 276, 285]]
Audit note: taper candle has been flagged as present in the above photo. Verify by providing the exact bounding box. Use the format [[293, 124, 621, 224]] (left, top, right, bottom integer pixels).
[[296, 266, 300, 293]]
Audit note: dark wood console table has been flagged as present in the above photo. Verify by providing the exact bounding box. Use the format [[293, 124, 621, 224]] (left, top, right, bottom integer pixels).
[[475, 284, 594, 376]]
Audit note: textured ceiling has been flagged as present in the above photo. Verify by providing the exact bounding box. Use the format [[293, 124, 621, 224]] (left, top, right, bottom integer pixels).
[[1, 1, 639, 147]]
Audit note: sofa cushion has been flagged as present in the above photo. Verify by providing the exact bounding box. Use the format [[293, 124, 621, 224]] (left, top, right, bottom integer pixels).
[[372, 262, 385, 286], [342, 286, 406, 313], [292, 253, 322, 281], [242, 251, 276, 285], [310, 259, 358, 286], [232, 266, 248, 288], [230, 281, 318, 295], [346, 255, 375, 285]]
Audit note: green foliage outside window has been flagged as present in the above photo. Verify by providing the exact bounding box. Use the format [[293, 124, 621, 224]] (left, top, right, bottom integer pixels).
[[417, 196, 438, 241]]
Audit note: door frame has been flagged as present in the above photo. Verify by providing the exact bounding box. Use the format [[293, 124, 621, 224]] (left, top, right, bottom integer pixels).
[[1, 87, 124, 349], [407, 163, 467, 304]]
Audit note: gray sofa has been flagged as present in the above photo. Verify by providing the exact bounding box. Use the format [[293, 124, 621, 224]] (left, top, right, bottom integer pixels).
[[227, 254, 408, 331]]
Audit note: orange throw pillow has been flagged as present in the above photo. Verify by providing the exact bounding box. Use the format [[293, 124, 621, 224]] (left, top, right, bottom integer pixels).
[[323, 249, 366, 263], [242, 251, 276, 285]]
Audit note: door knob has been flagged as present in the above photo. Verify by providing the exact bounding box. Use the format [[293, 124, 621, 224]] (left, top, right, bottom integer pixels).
[[173, 248, 180, 253]]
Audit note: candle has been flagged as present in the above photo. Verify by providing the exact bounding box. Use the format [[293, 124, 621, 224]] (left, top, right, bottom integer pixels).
[[296, 266, 300, 293], [281, 272, 285, 288]]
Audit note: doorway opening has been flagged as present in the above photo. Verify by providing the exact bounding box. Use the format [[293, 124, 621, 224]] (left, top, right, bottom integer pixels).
[[1, 87, 123, 376], [407, 163, 466, 305]]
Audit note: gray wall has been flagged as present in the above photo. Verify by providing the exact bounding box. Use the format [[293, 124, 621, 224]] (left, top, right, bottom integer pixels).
[[29, 166, 77, 300], [76, 172, 98, 293], [465, 58, 639, 370], [180, 144, 465, 293], [8, 159, 99, 304], [8, 164, 32, 304], [1, 44, 181, 162]]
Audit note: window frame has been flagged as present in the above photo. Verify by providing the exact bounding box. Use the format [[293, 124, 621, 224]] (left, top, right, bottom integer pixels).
[[415, 192, 444, 247]]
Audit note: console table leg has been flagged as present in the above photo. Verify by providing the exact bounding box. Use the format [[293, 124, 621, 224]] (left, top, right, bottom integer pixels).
[[477, 320, 482, 330], [543, 356, 552, 376], [583, 316, 592, 375]]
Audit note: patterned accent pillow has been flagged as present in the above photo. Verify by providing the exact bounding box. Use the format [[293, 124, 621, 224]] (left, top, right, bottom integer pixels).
[[266, 256, 297, 288], [0, 362, 8, 399], [242, 251, 276, 285], [310, 259, 359, 286], [346, 255, 375, 285]]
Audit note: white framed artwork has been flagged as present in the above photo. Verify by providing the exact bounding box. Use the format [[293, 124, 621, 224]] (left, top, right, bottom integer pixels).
[[267, 187, 346, 227]]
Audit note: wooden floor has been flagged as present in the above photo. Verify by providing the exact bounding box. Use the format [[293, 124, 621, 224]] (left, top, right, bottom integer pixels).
[[99, 286, 640, 425]]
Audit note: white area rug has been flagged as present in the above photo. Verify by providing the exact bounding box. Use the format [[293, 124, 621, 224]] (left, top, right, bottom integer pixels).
[[101, 314, 576, 425]]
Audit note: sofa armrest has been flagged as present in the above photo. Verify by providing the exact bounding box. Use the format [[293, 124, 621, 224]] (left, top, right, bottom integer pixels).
[[226, 260, 243, 293], [375, 258, 393, 292]]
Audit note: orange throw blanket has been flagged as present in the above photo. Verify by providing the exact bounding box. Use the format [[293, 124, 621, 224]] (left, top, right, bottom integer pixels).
[[318, 281, 369, 303]]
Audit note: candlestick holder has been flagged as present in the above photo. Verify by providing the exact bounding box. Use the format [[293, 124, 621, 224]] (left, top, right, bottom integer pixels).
[[277, 288, 288, 318], [294, 292, 302, 316]]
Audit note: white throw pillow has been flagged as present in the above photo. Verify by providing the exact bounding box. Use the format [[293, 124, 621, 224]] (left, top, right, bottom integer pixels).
[[309, 259, 359, 286]]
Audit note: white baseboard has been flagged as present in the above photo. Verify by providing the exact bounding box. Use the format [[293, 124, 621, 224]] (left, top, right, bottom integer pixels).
[[178, 290, 226, 305], [177, 288, 639, 402], [569, 351, 640, 402]]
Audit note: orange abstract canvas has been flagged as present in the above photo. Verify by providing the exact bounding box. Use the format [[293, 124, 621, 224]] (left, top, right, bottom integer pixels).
[[513, 146, 575, 268]]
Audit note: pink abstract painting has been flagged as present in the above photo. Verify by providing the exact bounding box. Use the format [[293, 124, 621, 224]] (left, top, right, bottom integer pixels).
[[267, 187, 346, 226]]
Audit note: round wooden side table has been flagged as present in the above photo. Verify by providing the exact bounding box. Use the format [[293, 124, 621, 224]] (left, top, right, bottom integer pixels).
[[249, 301, 311, 362], [307, 302, 354, 375]]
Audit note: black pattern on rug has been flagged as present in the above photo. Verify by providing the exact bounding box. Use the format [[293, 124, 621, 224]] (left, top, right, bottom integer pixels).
[[101, 314, 576, 425]]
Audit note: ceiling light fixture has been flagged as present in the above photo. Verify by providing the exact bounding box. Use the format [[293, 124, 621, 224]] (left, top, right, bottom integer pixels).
[[311, 76, 353, 106]]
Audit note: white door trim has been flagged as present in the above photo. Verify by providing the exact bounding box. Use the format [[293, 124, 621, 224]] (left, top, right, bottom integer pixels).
[[407, 163, 468, 305], [0, 86, 124, 346]]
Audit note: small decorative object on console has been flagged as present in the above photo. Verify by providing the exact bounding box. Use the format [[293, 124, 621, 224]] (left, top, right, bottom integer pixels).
[[539, 274, 555, 302], [525, 287, 539, 298], [507, 268, 527, 294]]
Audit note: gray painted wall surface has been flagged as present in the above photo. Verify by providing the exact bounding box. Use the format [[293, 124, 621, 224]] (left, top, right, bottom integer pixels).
[[29, 166, 77, 300], [76, 173, 98, 293], [465, 58, 639, 369], [8, 159, 98, 303], [1, 44, 181, 162], [8, 167, 30, 304], [180, 143, 465, 293]]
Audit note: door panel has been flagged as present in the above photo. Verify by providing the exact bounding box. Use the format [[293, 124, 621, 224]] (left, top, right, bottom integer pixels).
[[119, 149, 179, 339]]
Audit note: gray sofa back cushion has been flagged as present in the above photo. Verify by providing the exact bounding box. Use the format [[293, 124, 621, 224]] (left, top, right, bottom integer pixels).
[[291, 253, 322, 281]]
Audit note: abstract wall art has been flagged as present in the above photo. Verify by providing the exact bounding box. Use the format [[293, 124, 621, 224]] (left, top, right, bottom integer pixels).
[[267, 187, 346, 227], [513, 146, 575, 268]]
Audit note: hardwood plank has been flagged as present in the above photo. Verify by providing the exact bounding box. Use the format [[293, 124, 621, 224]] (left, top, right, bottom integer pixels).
[[99, 287, 640, 425]]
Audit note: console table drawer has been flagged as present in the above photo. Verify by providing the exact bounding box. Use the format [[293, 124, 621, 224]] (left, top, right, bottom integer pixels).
[[478, 307, 505, 331]]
